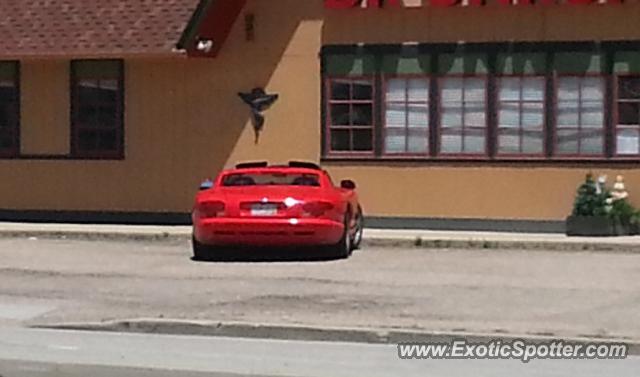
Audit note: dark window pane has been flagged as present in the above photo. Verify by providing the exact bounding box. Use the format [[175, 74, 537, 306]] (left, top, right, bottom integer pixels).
[[78, 130, 98, 151], [0, 131, 12, 149], [352, 104, 372, 126], [0, 105, 9, 128], [618, 77, 640, 99], [331, 81, 351, 100], [330, 104, 350, 126], [98, 131, 117, 150], [352, 129, 373, 151], [74, 60, 121, 80], [97, 80, 118, 102], [0, 62, 17, 82], [0, 90, 16, 130], [326, 55, 376, 76], [618, 102, 640, 125], [72, 60, 123, 156], [98, 106, 117, 128], [352, 81, 373, 100], [331, 129, 350, 151], [77, 80, 118, 129], [0, 101, 16, 131], [0, 86, 15, 101], [78, 105, 97, 127], [326, 76, 375, 155], [0, 67, 17, 153], [78, 80, 101, 103]]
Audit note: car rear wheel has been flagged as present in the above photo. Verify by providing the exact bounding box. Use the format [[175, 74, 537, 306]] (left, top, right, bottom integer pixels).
[[192, 236, 213, 261], [352, 206, 364, 250], [327, 214, 352, 259]]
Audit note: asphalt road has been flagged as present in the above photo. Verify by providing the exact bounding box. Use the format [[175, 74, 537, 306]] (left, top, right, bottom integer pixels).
[[0, 237, 639, 340], [0, 328, 639, 377]]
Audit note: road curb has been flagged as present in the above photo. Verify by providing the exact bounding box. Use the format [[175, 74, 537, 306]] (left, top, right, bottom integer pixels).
[[0, 230, 189, 243], [2, 229, 640, 252], [37, 319, 640, 355], [365, 238, 640, 252]]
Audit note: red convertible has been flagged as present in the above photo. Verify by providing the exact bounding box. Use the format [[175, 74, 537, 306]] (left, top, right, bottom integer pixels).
[[192, 161, 364, 259]]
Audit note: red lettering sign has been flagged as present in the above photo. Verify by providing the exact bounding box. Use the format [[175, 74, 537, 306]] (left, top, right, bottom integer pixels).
[[367, 0, 402, 6], [325, 0, 622, 8], [431, 0, 485, 7], [325, 0, 402, 7], [325, 0, 360, 8]]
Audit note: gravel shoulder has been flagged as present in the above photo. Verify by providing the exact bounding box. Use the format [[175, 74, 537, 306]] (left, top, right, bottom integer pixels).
[[0, 238, 639, 341]]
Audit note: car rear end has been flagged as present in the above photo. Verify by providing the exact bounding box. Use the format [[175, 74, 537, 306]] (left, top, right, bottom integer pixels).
[[192, 169, 345, 248]]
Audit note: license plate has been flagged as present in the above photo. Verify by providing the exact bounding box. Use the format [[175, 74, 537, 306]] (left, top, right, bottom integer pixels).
[[251, 204, 278, 216]]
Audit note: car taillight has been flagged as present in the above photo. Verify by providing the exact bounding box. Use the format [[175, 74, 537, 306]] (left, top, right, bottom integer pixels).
[[302, 201, 334, 217], [197, 201, 226, 218]]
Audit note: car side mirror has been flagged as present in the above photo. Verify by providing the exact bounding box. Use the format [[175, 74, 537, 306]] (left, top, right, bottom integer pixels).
[[199, 179, 214, 191], [340, 179, 356, 190]]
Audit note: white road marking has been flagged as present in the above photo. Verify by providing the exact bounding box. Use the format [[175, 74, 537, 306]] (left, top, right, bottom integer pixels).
[[47, 345, 79, 351]]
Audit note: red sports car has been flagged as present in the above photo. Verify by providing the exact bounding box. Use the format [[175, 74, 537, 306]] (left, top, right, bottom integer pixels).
[[191, 161, 364, 259]]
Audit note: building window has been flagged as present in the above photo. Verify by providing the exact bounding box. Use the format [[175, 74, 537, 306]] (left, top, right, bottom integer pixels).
[[322, 45, 640, 161], [71, 60, 124, 158], [497, 77, 545, 155], [0, 62, 19, 157], [440, 77, 487, 155], [615, 76, 640, 155], [555, 76, 605, 156], [327, 77, 374, 154], [324, 54, 375, 155], [553, 52, 605, 157], [438, 54, 488, 156], [384, 77, 429, 154]]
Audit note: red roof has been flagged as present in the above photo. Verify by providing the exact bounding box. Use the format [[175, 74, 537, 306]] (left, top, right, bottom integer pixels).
[[0, 0, 201, 59]]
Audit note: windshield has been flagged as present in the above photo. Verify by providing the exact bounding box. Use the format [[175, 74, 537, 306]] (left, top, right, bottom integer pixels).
[[222, 172, 320, 187]]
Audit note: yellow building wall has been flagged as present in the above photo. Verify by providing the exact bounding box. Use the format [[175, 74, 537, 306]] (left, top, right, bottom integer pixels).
[[20, 60, 70, 155], [3, 0, 640, 220]]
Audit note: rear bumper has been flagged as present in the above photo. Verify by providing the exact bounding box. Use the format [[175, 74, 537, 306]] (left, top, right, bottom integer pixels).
[[194, 217, 344, 247]]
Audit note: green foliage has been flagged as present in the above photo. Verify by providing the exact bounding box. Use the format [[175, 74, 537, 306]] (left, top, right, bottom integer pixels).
[[572, 173, 610, 217], [631, 211, 640, 226], [608, 199, 636, 227], [572, 173, 640, 234]]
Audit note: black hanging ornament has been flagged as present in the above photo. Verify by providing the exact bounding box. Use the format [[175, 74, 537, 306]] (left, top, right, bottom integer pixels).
[[238, 88, 279, 143]]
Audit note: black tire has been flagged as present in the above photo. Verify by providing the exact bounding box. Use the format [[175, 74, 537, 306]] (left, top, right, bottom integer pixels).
[[327, 214, 352, 259], [352, 206, 364, 250], [192, 236, 212, 261]]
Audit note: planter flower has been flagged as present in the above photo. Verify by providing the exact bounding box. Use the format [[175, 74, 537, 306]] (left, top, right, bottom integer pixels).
[[566, 173, 638, 237]]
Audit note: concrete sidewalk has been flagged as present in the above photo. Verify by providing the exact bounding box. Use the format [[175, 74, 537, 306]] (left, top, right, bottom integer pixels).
[[0, 222, 639, 251]]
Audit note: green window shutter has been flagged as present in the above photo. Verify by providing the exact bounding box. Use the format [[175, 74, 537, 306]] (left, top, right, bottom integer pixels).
[[381, 55, 431, 75], [73, 60, 122, 79], [553, 52, 604, 74], [438, 53, 488, 75], [0, 62, 17, 82], [497, 53, 546, 75], [326, 54, 376, 76], [613, 52, 640, 74]]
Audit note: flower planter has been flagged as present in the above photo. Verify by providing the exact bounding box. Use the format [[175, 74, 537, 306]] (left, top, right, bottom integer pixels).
[[565, 216, 634, 237]]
